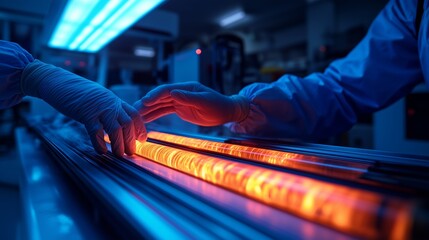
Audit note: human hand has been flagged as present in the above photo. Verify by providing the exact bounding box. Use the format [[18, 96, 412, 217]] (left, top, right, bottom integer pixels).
[[134, 82, 249, 126], [21, 60, 147, 157]]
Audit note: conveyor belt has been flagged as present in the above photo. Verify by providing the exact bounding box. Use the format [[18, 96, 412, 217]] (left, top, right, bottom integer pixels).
[[27, 118, 429, 239]]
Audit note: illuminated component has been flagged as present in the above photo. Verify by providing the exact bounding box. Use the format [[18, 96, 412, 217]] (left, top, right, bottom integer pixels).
[[49, 0, 165, 52], [147, 132, 369, 180], [134, 46, 155, 57], [104, 135, 412, 239], [219, 10, 246, 27], [196, 49, 202, 55]]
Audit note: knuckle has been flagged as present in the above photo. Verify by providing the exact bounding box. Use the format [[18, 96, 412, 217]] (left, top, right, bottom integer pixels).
[[85, 123, 101, 135], [129, 109, 140, 119]]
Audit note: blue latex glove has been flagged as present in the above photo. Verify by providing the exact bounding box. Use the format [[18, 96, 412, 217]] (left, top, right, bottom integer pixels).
[[134, 82, 249, 126], [21, 60, 147, 157]]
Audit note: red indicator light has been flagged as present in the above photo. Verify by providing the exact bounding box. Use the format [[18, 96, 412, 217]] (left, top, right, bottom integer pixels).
[[196, 49, 202, 55]]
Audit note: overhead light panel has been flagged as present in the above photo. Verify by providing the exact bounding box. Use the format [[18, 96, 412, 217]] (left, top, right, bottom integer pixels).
[[134, 46, 155, 57], [219, 10, 246, 27], [49, 0, 165, 53]]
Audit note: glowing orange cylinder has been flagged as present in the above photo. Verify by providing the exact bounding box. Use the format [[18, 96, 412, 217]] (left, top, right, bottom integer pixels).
[[137, 142, 411, 239], [104, 134, 413, 239], [147, 131, 369, 180]]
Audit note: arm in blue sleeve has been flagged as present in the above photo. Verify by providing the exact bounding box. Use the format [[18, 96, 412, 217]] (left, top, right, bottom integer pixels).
[[0, 40, 34, 109], [229, 0, 424, 139]]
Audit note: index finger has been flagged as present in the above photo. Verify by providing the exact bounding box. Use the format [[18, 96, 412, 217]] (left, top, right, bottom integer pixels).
[[143, 82, 198, 106]]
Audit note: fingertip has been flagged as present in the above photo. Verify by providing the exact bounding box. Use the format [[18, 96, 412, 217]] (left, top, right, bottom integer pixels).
[[124, 135, 136, 156], [95, 145, 108, 155], [125, 136, 136, 155], [134, 119, 147, 142], [132, 115, 146, 137], [138, 133, 147, 142], [92, 136, 107, 154], [112, 147, 124, 158], [124, 145, 136, 156]]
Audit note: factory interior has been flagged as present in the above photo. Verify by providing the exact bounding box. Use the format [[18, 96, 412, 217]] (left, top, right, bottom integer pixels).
[[1, 0, 429, 239]]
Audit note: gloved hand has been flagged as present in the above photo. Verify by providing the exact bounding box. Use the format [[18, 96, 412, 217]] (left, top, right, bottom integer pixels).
[[134, 82, 250, 126], [21, 60, 146, 157]]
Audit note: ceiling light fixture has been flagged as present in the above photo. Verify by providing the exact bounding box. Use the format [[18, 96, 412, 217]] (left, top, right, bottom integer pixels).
[[49, 0, 164, 53], [219, 10, 246, 27], [134, 46, 155, 57]]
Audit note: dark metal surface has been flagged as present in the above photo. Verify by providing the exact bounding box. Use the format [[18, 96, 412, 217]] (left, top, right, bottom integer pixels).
[[17, 127, 106, 240]]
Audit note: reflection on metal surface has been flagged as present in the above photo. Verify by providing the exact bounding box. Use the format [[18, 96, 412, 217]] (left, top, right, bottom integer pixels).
[[18, 127, 106, 240], [57, 214, 74, 234], [125, 156, 351, 239], [105, 134, 413, 239], [31, 166, 44, 182], [147, 132, 369, 179]]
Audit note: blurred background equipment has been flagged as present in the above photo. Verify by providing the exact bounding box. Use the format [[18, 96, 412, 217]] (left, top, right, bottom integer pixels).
[[209, 34, 245, 95]]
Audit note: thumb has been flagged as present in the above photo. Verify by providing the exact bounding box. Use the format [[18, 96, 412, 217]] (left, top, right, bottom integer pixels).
[[171, 90, 207, 106]]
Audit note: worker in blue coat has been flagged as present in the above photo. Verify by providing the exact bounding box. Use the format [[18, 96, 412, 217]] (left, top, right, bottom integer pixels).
[[0, 40, 146, 157], [135, 0, 427, 139]]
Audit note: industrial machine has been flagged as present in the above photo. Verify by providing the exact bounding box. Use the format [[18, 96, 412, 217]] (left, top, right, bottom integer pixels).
[[163, 34, 246, 135], [19, 115, 429, 239], [375, 84, 429, 156]]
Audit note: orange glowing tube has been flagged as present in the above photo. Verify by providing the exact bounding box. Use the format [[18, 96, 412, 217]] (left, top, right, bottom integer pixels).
[[137, 141, 411, 239], [104, 135, 412, 239], [147, 131, 369, 180]]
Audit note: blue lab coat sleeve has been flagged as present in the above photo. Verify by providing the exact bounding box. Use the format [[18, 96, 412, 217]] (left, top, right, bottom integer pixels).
[[0, 40, 34, 109], [228, 0, 424, 139]]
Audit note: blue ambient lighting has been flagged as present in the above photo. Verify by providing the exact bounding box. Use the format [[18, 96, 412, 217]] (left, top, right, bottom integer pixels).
[[219, 10, 246, 27], [49, 0, 164, 52], [134, 46, 155, 57]]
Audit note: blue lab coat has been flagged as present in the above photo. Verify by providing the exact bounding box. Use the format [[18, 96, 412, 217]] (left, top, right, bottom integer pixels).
[[0, 41, 34, 108], [229, 0, 428, 139]]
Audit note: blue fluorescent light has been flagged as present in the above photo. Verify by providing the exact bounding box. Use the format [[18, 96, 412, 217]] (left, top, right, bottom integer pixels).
[[219, 10, 246, 27], [49, 0, 165, 53], [134, 46, 155, 57]]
